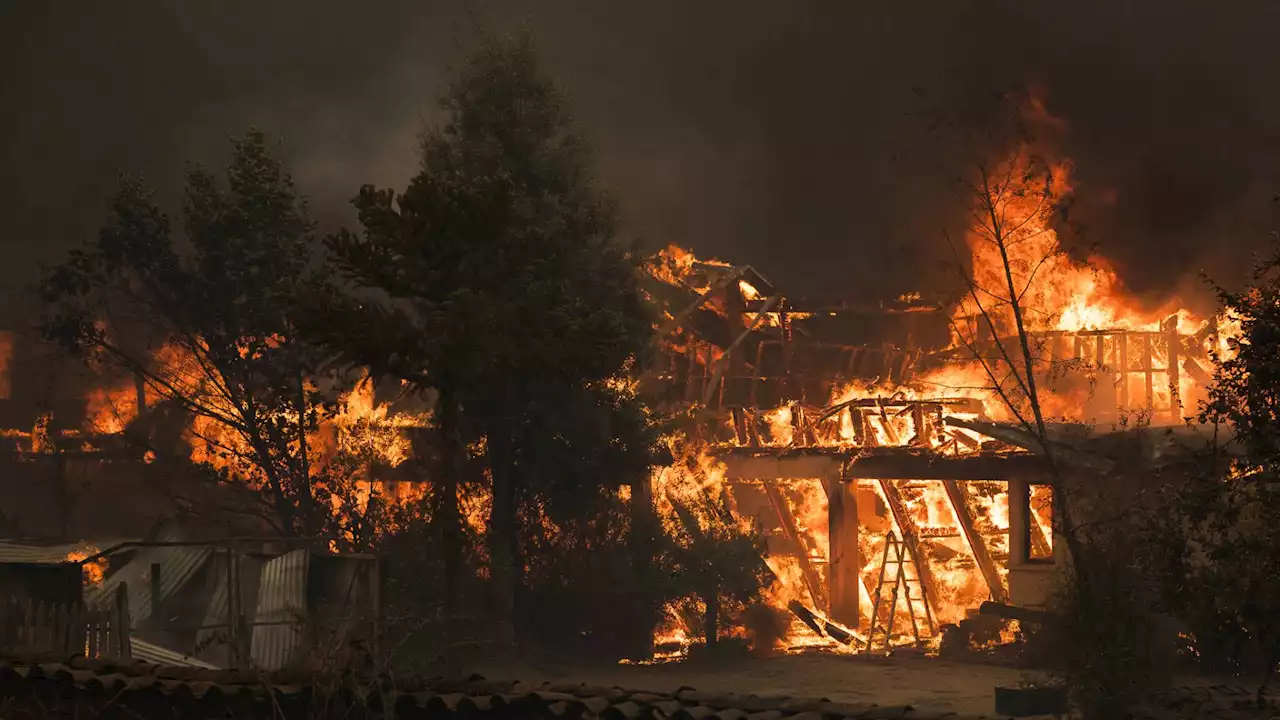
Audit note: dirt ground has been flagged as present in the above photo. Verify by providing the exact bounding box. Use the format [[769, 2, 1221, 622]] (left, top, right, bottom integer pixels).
[[474, 653, 1046, 717]]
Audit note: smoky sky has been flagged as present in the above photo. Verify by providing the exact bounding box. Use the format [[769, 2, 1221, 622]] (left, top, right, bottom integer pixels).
[[4, 1, 1279, 317]]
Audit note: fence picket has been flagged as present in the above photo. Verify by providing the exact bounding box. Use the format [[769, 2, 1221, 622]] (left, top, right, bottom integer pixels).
[[0, 595, 137, 660], [19, 598, 32, 650]]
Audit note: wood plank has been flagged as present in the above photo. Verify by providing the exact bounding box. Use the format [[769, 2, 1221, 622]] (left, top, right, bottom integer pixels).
[[761, 480, 827, 610], [943, 482, 1008, 604]]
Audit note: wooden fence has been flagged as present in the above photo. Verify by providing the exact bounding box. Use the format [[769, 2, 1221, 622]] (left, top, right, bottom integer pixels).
[[0, 583, 132, 660]]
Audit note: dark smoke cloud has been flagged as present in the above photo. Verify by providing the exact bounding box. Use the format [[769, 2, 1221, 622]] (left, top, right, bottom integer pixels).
[[3, 0, 1278, 316]]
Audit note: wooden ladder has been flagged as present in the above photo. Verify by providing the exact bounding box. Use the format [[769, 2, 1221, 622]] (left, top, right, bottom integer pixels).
[[863, 532, 935, 654]]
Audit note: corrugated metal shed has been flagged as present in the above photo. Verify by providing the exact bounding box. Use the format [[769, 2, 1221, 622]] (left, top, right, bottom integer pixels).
[[88, 526, 214, 626], [130, 637, 220, 669], [249, 549, 309, 671]]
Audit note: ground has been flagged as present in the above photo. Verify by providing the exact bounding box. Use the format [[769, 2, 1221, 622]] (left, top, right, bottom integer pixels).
[[475, 653, 1042, 717]]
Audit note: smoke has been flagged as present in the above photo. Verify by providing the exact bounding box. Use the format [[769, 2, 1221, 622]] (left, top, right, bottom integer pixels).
[[3, 0, 1278, 312]]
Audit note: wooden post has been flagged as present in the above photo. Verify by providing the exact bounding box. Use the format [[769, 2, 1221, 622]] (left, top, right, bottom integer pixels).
[[114, 582, 132, 661], [1143, 334, 1155, 410], [731, 407, 749, 445], [1166, 315, 1181, 422], [149, 562, 162, 629], [909, 403, 924, 446], [225, 544, 242, 668], [825, 473, 861, 628], [1095, 333, 1118, 417], [1118, 332, 1130, 409], [85, 600, 99, 659], [1009, 479, 1030, 564], [1009, 479, 1051, 562], [724, 280, 747, 409]]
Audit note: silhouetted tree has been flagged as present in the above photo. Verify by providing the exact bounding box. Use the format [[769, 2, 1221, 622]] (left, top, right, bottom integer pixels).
[[39, 131, 360, 539], [307, 31, 659, 645], [1148, 245, 1280, 701]]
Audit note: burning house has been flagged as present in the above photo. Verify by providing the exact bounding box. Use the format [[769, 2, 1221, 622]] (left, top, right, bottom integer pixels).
[[641, 139, 1232, 655]]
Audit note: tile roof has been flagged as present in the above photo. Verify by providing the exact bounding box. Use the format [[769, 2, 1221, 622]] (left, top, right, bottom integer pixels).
[[0, 655, 1003, 720], [5, 654, 1272, 720]]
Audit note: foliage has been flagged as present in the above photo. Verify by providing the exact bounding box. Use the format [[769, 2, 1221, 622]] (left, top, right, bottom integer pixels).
[[1136, 248, 1280, 695], [304, 29, 661, 642], [1048, 526, 1174, 719], [1142, 469, 1280, 685], [39, 131, 366, 538], [942, 93, 1164, 718]]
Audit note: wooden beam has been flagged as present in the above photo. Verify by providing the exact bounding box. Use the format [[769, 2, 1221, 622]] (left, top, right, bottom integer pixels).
[[943, 482, 1008, 604], [761, 480, 827, 610], [717, 448, 1048, 482], [721, 452, 845, 481], [1009, 479, 1052, 561], [1183, 357, 1211, 384], [825, 477, 860, 628], [848, 452, 1047, 481]]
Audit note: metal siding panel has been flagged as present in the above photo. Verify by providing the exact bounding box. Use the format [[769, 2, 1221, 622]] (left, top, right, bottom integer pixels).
[[194, 564, 230, 661], [249, 549, 309, 671]]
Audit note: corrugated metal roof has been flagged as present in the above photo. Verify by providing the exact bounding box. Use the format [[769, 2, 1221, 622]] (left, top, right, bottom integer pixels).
[[249, 549, 309, 671], [0, 539, 134, 565], [88, 526, 214, 625], [129, 637, 220, 669]]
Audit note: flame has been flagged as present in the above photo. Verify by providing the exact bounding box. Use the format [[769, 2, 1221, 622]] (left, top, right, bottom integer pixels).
[[85, 380, 140, 435], [65, 544, 106, 587]]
